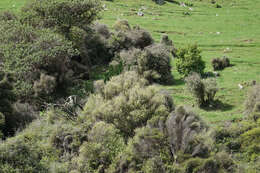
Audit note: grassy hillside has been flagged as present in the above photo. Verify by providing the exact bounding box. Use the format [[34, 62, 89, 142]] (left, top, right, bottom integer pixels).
[[0, 1, 259, 172], [0, 0, 27, 12], [100, 0, 260, 124], [1, 0, 260, 125]]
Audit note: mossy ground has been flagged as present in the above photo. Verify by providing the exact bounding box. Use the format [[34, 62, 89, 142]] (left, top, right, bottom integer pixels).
[[2, 0, 260, 125]]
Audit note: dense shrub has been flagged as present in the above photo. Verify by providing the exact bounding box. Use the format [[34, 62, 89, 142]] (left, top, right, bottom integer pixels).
[[119, 44, 173, 84], [0, 20, 77, 99], [0, 11, 17, 21], [109, 22, 154, 51], [211, 56, 230, 71], [83, 71, 173, 137], [113, 20, 131, 32], [33, 73, 57, 97], [139, 44, 173, 84], [107, 127, 170, 173], [0, 72, 16, 137], [0, 112, 4, 138], [0, 120, 60, 172], [245, 84, 260, 119], [21, 0, 102, 36], [175, 45, 205, 77], [166, 106, 211, 159], [74, 121, 125, 172], [92, 22, 111, 39], [185, 72, 218, 107], [83, 28, 113, 65]]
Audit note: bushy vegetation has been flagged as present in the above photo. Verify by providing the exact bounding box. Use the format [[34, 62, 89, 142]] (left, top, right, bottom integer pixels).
[[175, 45, 205, 77], [211, 56, 230, 71], [0, 0, 258, 172], [215, 85, 260, 172], [185, 72, 218, 107], [21, 0, 102, 35], [0, 70, 236, 172], [83, 71, 173, 137]]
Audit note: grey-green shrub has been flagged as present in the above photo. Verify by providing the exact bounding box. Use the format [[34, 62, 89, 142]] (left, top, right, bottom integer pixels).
[[185, 72, 218, 107], [211, 56, 230, 71], [0, 11, 17, 21], [245, 84, 260, 118], [113, 19, 131, 32], [0, 72, 16, 137], [107, 127, 170, 173], [119, 44, 173, 84], [0, 20, 77, 99], [0, 112, 4, 138], [110, 21, 154, 51], [139, 44, 173, 84], [83, 71, 173, 137], [21, 0, 102, 36], [75, 121, 125, 172], [166, 106, 211, 159], [175, 44, 205, 77]]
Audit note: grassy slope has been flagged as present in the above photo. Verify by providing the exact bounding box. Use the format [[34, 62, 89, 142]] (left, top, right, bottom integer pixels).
[[1, 0, 260, 125], [99, 0, 260, 125], [0, 0, 27, 12]]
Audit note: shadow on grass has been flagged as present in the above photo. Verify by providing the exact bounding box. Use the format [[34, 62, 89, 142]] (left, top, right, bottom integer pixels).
[[165, 0, 180, 5], [202, 100, 234, 112], [174, 78, 185, 86]]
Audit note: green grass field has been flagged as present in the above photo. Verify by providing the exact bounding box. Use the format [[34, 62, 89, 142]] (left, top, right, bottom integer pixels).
[[1, 0, 260, 125]]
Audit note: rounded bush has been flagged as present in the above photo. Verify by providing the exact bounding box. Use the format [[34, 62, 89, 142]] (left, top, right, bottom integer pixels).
[[83, 71, 173, 137], [175, 44, 205, 77], [0, 20, 77, 99], [21, 0, 102, 35]]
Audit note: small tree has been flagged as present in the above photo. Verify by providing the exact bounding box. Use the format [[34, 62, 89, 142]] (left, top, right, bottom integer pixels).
[[175, 44, 205, 77], [21, 0, 102, 36]]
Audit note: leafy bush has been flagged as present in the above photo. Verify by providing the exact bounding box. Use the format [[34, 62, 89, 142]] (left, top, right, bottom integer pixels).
[[175, 45, 205, 77], [0, 120, 60, 172], [107, 127, 170, 173], [33, 73, 57, 97], [0, 11, 17, 21], [119, 44, 173, 84], [0, 112, 4, 138], [0, 72, 16, 137], [185, 73, 218, 107], [245, 84, 260, 118], [21, 0, 102, 36], [139, 44, 173, 84], [166, 106, 211, 159], [211, 56, 230, 71], [0, 20, 77, 99], [113, 19, 131, 32], [93, 22, 111, 39], [109, 21, 154, 51], [75, 121, 125, 172], [83, 71, 173, 137]]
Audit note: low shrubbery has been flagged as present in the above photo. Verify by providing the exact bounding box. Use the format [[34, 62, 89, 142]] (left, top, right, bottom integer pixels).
[[21, 0, 102, 36], [0, 0, 258, 172], [214, 85, 260, 172], [245, 84, 260, 119], [83, 71, 173, 137], [0, 21, 77, 99], [185, 72, 218, 107], [175, 44, 205, 77], [211, 56, 230, 71]]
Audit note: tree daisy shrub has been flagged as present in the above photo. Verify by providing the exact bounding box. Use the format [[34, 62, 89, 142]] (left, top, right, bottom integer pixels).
[[175, 45, 205, 77]]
